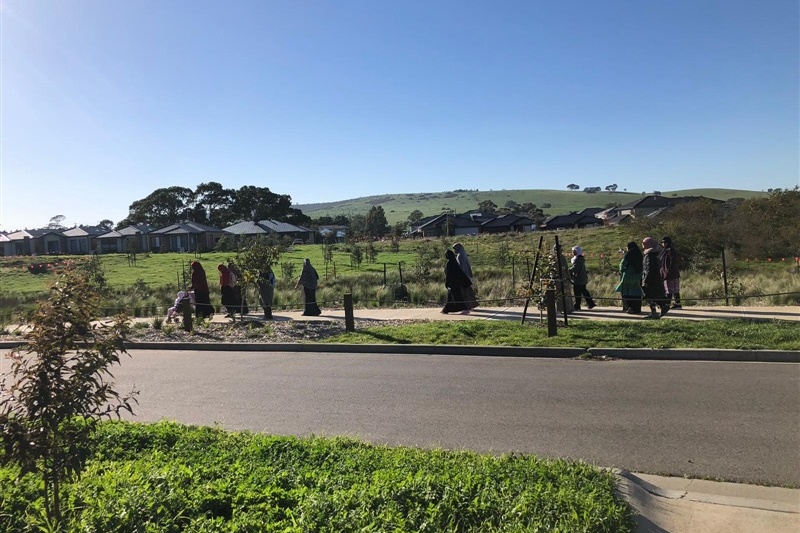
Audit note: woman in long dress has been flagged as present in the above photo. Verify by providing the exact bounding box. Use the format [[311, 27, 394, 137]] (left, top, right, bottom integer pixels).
[[189, 261, 214, 318], [453, 242, 478, 311], [296, 259, 321, 316], [442, 250, 473, 314], [615, 241, 644, 314]]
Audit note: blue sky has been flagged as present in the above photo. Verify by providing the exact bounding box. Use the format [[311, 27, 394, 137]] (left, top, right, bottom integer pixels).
[[1, 0, 798, 230]]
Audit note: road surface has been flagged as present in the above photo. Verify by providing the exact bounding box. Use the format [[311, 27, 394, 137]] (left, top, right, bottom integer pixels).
[[98, 349, 800, 486]]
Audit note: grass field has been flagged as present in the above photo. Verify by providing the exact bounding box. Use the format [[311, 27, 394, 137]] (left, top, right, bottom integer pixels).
[[1, 226, 797, 323]]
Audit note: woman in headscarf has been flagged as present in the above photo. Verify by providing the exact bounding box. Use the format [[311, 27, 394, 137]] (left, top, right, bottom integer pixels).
[[441, 249, 473, 314], [218, 263, 239, 317], [452, 242, 478, 311], [296, 259, 321, 316], [615, 241, 644, 314], [642, 237, 670, 319], [189, 261, 214, 318], [569, 246, 595, 310]]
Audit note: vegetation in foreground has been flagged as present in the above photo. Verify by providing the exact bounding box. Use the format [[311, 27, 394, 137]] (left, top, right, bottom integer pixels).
[[323, 318, 800, 351], [0, 421, 633, 532]]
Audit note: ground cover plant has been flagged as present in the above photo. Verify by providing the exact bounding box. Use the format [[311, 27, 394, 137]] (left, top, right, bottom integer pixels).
[[0, 421, 634, 532]]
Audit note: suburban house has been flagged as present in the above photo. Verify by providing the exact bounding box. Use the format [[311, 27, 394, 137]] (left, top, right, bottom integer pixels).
[[540, 212, 604, 231], [148, 222, 226, 253], [1, 228, 65, 256], [222, 220, 315, 244], [95, 224, 153, 253], [411, 213, 483, 237], [480, 213, 537, 234], [318, 225, 348, 242], [62, 225, 109, 254], [410, 211, 537, 237]]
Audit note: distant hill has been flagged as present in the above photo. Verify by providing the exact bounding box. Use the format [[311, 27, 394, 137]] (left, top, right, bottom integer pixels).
[[294, 188, 767, 225]]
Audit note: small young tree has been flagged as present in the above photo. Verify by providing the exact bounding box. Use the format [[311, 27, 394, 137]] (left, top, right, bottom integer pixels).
[[0, 263, 138, 528]]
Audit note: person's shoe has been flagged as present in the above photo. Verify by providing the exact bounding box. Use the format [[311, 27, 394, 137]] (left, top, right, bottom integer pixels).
[[644, 313, 660, 319], [660, 304, 671, 317], [574, 306, 581, 311], [460, 310, 471, 315], [625, 309, 638, 314], [587, 304, 596, 309], [672, 303, 682, 309]]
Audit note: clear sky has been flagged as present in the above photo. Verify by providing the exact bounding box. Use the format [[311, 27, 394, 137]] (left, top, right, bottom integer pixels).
[[1, 0, 798, 231]]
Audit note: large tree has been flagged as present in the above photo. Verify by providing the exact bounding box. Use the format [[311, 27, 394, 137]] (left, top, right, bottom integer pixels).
[[188, 181, 236, 227], [365, 205, 388, 237], [121, 186, 193, 228]]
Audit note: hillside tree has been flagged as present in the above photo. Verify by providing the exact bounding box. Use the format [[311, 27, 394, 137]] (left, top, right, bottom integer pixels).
[[407, 210, 424, 224], [567, 184, 580, 191], [365, 205, 388, 237]]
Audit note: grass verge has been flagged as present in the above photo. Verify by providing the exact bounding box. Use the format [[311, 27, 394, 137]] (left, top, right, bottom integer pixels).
[[0, 421, 633, 532], [324, 319, 800, 350]]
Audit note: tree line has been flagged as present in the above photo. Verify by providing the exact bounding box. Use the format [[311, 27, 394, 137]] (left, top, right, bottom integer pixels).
[[116, 182, 311, 229]]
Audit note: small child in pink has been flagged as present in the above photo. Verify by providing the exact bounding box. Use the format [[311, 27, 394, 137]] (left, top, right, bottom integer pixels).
[[166, 290, 194, 322]]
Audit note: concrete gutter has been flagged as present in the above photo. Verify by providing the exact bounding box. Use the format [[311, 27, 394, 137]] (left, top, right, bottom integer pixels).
[[616, 470, 800, 532], [3, 340, 796, 363], [588, 347, 800, 363]]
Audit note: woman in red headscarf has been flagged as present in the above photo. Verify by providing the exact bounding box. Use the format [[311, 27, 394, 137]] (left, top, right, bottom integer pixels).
[[189, 261, 214, 318]]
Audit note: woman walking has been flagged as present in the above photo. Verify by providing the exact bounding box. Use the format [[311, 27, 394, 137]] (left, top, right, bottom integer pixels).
[[569, 246, 596, 310], [189, 261, 214, 319], [453, 242, 478, 311], [615, 241, 644, 314], [442, 249, 473, 314], [218, 263, 238, 317], [642, 237, 670, 319], [296, 259, 321, 316]]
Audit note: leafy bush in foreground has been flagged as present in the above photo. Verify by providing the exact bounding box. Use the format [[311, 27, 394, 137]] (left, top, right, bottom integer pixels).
[[0, 421, 633, 532]]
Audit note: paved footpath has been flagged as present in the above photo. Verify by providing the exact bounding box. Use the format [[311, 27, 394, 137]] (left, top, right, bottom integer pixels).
[[209, 303, 800, 324]]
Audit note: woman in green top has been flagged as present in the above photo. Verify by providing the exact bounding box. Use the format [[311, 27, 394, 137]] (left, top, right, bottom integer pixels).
[[615, 241, 644, 314]]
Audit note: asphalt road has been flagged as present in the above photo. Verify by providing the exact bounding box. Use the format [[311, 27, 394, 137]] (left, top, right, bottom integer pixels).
[[74, 349, 796, 487]]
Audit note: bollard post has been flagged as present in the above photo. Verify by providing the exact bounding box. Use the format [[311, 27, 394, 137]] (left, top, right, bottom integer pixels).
[[344, 293, 355, 332], [721, 248, 730, 306], [181, 297, 193, 332], [546, 289, 557, 337]]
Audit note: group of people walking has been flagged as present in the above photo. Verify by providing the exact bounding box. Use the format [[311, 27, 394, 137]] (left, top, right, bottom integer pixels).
[[173, 257, 323, 322], [171, 238, 681, 323], [572, 236, 681, 319]]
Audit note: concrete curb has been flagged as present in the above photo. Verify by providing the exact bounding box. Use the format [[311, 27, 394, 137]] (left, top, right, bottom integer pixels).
[[2, 340, 797, 362], [588, 348, 800, 363], [119, 342, 586, 358], [616, 469, 800, 514]]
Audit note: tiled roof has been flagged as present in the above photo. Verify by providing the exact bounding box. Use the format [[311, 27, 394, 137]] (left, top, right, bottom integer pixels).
[[151, 222, 223, 235], [480, 214, 535, 228], [223, 220, 311, 235], [62, 225, 108, 237]]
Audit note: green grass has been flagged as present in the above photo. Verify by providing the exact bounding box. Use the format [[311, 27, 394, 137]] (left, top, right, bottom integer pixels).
[[1, 226, 796, 324], [0, 421, 634, 532], [326, 319, 800, 350], [295, 187, 767, 225]]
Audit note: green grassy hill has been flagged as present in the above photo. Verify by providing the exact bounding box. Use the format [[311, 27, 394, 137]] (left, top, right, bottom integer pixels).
[[295, 188, 767, 225]]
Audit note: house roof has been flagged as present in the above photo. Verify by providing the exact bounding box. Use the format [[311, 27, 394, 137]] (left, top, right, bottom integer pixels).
[[61, 225, 108, 237], [542, 213, 601, 227], [606, 213, 632, 225], [151, 221, 223, 235], [96, 230, 122, 240], [117, 224, 152, 236], [577, 207, 604, 217], [480, 213, 535, 228], [223, 220, 311, 235], [417, 214, 483, 231], [4, 228, 62, 240]]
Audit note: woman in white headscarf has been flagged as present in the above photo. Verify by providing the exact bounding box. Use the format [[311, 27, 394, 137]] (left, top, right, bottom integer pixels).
[[453, 242, 478, 311], [568, 245, 596, 310]]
